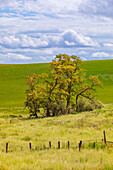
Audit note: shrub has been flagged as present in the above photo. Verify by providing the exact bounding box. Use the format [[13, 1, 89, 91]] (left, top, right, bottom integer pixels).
[[35, 144, 47, 150], [84, 142, 106, 149], [51, 100, 67, 116], [76, 97, 104, 112], [21, 136, 31, 141]]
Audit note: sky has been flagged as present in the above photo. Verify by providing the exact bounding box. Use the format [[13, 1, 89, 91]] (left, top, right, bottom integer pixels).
[[0, 0, 113, 64]]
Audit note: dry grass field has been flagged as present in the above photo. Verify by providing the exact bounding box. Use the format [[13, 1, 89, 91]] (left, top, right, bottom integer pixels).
[[0, 105, 113, 169]]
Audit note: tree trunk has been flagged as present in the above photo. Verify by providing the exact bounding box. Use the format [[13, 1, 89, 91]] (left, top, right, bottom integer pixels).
[[66, 96, 71, 114], [66, 84, 71, 114], [76, 95, 79, 112], [46, 107, 50, 117], [52, 107, 55, 116], [34, 111, 38, 118]]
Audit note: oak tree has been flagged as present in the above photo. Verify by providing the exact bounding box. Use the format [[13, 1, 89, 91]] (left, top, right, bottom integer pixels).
[[25, 54, 103, 117]]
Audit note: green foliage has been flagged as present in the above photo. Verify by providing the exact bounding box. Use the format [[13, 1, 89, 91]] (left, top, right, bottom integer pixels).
[[75, 75, 103, 112], [25, 54, 103, 117], [25, 74, 41, 117], [21, 136, 31, 141], [35, 144, 47, 151], [84, 142, 106, 149], [76, 97, 104, 112]]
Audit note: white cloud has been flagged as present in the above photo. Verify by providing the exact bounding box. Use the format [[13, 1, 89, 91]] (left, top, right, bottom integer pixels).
[[0, 35, 48, 48], [80, 57, 87, 61], [0, 0, 23, 11], [42, 48, 56, 55], [39, 55, 55, 61], [1, 36, 20, 48], [92, 52, 110, 58], [7, 53, 32, 60], [0, 46, 60, 56], [0, 3, 113, 38], [103, 43, 113, 47], [64, 41, 75, 46], [78, 51, 88, 55], [0, 0, 113, 63], [1, 0, 113, 20], [0, 30, 98, 49], [21, 35, 48, 48], [62, 30, 99, 47], [79, 0, 113, 19], [0, 53, 32, 61], [0, 0, 83, 14]]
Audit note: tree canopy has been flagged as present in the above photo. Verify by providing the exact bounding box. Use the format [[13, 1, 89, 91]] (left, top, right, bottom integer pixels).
[[25, 54, 103, 117]]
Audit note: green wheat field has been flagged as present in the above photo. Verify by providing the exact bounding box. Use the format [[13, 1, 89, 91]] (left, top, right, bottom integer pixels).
[[0, 59, 113, 169]]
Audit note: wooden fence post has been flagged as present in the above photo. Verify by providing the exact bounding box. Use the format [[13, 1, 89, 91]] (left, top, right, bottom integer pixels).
[[68, 141, 70, 149], [103, 130, 106, 144], [58, 141, 60, 149], [29, 143, 31, 150], [49, 141, 51, 149], [6, 143, 8, 153], [93, 142, 95, 149], [79, 141, 82, 152]]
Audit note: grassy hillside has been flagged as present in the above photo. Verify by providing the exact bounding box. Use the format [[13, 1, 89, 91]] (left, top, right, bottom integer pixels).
[[0, 59, 113, 107], [83, 59, 113, 103], [0, 63, 50, 107], [0, 60, 113, 169], [0, 105, 113, 169]]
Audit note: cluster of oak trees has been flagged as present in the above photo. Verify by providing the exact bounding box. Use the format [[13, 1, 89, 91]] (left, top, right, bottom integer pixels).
[[25, 54, 103, 117]]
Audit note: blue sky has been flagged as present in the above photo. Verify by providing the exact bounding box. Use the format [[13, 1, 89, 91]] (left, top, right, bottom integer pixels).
[[0, 0, 113, 64]]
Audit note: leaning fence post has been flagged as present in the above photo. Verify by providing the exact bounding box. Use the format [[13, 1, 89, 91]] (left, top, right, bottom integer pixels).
[[6, 143, 8, 153], [49, 141, 51, 149], [79, 141, 82, 152], [103, 130, 106, 144], [29, 143, 31, 150], [58, 141, 60, 149]]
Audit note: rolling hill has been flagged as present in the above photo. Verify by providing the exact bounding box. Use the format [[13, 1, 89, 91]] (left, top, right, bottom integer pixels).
[[0, 59, 113, 107]]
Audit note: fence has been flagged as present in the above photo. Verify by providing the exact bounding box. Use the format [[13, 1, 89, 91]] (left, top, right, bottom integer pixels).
[[4, 130, 113, 153]]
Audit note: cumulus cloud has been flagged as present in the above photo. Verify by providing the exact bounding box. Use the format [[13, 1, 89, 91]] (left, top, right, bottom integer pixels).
[[7, 53, 32, 60], [0, 53, 32, 61], [0, 35, 48, 48], [62, 30, 98, 47], [21, 35, 48, 48], [92, 52, 110, 58], [80, 57, 87, 61], [103, 43, 113, 47], [65, 41, 76, 46], [0, 30, 98, 49], [78, 51, 88, 55]]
